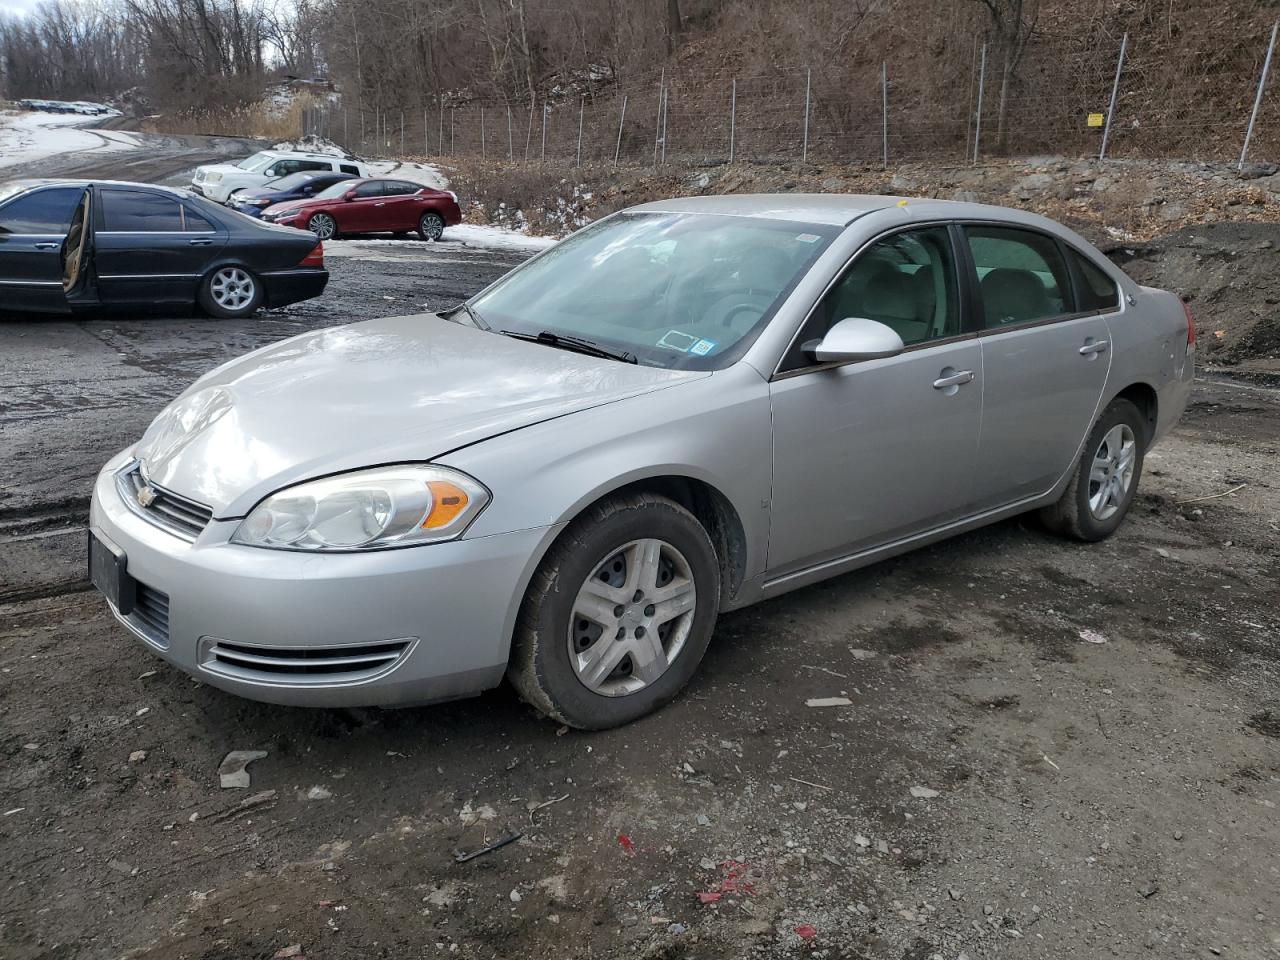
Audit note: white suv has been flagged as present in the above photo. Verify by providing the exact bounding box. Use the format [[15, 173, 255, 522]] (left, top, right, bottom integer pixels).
[[192, 151, 370, 204]]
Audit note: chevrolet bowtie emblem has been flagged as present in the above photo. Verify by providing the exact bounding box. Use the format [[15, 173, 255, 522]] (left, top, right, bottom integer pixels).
[[137, 485, 158, 508]]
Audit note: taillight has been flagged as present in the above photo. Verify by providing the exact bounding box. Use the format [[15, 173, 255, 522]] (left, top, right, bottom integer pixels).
[[1182, 300, 1195, 349], [299, 240, 324, 268]]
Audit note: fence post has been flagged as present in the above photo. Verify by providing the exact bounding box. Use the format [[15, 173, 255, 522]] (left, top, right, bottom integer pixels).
[[507, 104, 513, 160], [481, 105, 486, 159], [729, 78, 736, 164], [423, 108, 428, 154], [654, 68, 665, 164], [400, 111, 404, 155], [802, 67, 811, 163], [615, 94, 628, 167], [540, 103, 547, 161], [881, 62, 889, 168], [525, 101, 534, 161], [438, 96, 444, 153], [973, 42, 987, 164], [661, 85, 669, 163], [1241, 21, 1279, 170], [576, 97, 584, 166], [343, 109, 348, 149], [450, 109, 455, 154], [1099, 31, 1128, 162]]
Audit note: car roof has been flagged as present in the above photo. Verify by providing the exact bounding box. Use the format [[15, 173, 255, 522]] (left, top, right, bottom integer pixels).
[[260, 150, 358, 162], [4, 178, 194, 199], [629, 193, 1079, 234]]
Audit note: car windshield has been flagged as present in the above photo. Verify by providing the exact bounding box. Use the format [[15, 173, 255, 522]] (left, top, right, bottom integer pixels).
[[469, 212, 838, 370], [267, 173, 321, 191], [236, 152, 275, 172], [312, 180, 356, 200]]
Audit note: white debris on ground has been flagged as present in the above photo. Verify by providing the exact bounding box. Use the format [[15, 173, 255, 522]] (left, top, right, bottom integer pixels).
[[0, 109, 136, 171]]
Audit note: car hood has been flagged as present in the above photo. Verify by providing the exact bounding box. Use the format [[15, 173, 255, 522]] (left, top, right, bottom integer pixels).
[[263, 198, 313, 216], [134, 314, 705, 518], [199, 163, 250, 178]]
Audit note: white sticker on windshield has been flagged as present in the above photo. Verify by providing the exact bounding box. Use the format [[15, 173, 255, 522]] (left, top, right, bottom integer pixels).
[[658, 330, 699, 352], [796, 233, 821, 243], [690, 339, 717, 356]]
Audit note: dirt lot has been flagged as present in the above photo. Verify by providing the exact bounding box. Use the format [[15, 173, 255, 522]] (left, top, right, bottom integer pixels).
[[2, 149, 1279, 960]]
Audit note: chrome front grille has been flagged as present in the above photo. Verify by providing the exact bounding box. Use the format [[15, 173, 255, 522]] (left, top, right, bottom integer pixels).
[[128, 581, 170, 649], [199, 638, 415, 686], [117, 463, 213, 540]]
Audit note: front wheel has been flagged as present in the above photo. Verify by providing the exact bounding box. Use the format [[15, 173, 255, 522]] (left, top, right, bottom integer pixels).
[[417, 211, 445, 241], [308, 213, 337, 240], [198, 266, 262, 319], [507, 493, 721, 729], [1040, 398, 1146, 541]]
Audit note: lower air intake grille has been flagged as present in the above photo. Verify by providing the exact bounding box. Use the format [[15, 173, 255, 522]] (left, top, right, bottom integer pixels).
[[128, 581, 170, 649], [199, 638, 414, 686]]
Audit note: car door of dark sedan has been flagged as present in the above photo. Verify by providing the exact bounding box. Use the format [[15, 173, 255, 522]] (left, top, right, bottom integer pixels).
[[0, 184, 83, 312], [94, 187, 228, 305]]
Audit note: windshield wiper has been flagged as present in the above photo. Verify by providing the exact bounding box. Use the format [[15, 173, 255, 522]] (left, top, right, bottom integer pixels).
[[449, 302, 490, 330], [499, 330, 637, 364]]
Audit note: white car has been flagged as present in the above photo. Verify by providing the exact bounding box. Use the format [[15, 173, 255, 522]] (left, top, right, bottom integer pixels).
[[192, 151, 369, 204]]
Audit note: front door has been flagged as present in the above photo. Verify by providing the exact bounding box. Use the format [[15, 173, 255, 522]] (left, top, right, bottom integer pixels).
[[335, 180, 386, 234], [95, 188, 227, 305], [767, 225, 984, 577], [961, 225, 1113, 509], [0, 184, 84, 312]]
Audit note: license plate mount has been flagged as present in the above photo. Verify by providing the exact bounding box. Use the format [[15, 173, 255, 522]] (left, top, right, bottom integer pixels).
[[88, 530, 135, 616]]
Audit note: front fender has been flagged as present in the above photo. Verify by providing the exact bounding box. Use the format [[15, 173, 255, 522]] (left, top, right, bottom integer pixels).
[[437, 363, 774, 589]]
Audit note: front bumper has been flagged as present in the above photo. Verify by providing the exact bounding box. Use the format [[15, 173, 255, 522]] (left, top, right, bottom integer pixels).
[[89, 452, 560, 707]]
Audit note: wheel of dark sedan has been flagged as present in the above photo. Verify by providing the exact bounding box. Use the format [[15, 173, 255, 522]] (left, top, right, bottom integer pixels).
[[508, 493, 721, 730], [308, 213, 337, 240], [1040, 398, 1146, 542], [417, 211, 445, 241], [198, 265, 263, 319]]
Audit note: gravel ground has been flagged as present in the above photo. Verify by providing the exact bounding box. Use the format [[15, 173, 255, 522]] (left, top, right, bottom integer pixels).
[[1, 149, 1278, 960]]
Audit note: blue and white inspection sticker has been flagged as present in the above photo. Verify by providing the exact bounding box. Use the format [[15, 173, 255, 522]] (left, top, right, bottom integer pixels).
[[689, 338, 717, 356], [795, 233, 821, 243], [658, 330, 699, 351]]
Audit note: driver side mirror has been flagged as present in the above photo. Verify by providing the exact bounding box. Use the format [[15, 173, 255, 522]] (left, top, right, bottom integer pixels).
[[342, 191, 356, 201], [803, 317, 905, 363]]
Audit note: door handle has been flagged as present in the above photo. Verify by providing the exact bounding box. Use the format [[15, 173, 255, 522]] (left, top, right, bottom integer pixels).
[[1079, 339, 1110, 355], [374, 202, 385, 207], [933, 370, 975, 389], [33, 241, 59, 250], [188, 238, 213, 246]]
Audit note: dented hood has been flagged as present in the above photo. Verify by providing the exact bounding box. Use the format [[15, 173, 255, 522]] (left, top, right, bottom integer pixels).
[[134, 314, 702, 517]]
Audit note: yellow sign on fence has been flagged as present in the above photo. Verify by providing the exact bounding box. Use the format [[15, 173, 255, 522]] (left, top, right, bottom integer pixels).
[[1087, 112, 1106, 128]]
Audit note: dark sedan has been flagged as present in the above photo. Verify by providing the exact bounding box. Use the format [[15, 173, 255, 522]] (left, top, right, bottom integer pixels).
[[0, 179, 327, 319], [261, 178, 462, 241], [228, 170, 358, 218]]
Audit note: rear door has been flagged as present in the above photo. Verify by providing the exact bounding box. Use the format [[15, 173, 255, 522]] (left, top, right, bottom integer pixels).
[[95, 188, 228, 304], [0, 185, 84, 312], [964, 225, 1113, 510], [377, 180, 423, 231]]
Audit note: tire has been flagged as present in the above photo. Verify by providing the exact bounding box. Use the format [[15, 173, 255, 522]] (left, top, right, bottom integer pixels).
[[308, 213, 338, 240], [1039, 398, 1146, 542], [417, 211, 445, 241], [197, 265, 263, 319], [508, 492, 721, 730]]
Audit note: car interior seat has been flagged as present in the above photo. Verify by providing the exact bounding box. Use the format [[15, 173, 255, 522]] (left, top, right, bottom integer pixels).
[[980, 267, 1051, 326]]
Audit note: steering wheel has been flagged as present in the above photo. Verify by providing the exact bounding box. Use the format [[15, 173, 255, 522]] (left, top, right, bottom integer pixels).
[[703, 292, 774, 333]]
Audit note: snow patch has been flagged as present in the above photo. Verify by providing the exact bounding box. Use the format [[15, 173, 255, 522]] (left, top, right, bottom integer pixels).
[[365, 160, 449, 190], [0, 109, 136, 171], [324, 226, 555, 258]]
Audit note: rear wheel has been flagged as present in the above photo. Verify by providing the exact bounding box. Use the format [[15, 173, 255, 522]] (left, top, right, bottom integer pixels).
[[1040, 398, 1146, 541], [198, 266, 262, 319], [417, 211, 445, 241], [508, 493, 720, 729], [308, 213, 337, 240]]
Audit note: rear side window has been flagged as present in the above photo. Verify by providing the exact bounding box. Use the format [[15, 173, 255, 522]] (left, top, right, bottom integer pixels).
[[1071, 250, 1120, 311], [966, 226, 1072, 328], [184, 207, 215, 231], [339, 164, 360, 175], [384, 181, 421, 196], [101, 190, 185, 232], [0, 187, 81, 234]]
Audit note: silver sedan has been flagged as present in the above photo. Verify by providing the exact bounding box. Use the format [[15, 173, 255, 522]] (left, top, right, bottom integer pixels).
[[88, 195, 1195, 728]]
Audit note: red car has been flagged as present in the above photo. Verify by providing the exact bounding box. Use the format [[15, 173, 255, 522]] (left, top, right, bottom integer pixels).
[[260, 177, 462, 241]]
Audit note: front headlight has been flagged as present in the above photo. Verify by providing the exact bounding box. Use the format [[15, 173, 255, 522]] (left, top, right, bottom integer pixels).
[[207, 172, 223, 183], [232, 465, 489, 551]]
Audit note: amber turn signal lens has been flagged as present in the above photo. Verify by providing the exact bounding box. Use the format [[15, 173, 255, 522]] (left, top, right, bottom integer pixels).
[[422, 481, 470, 529]]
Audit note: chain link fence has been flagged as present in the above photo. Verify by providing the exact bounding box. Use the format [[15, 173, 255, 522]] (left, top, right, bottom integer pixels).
[[304, 22, 1280, 171]]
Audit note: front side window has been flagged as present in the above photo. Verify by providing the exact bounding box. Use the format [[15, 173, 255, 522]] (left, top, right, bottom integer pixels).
[[1071, 250, 1120, 312], [313, 180, 356, 200], [0, 187, 81, 234], [966, 226, 1072, 328], [353, 181, 385, 198], [101, 190, 185, 232], [236, 152, 275, 172], [470, 212, 837, 370]]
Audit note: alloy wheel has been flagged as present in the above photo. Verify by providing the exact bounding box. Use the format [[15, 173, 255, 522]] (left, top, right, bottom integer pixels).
[[209, 267, 256, 311], [420, 213, 444, 240], [309, 213, 336, 240], [1088, 423, 1136, 520], [567, 538, 697, 697]]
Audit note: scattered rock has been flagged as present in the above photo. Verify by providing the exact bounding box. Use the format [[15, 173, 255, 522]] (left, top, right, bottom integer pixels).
[[509, 888, 522, 903], [107, 859, 135, 876], [458, 802, 497, 825], [305, 786, 332, 801], [806, 697, 853, 707], [849, 648, 878, 660], [1138, 881, 1160, 898], [272, 947, 304, 960], [218, 750, 268, 789], [909, 786, 940, 799]]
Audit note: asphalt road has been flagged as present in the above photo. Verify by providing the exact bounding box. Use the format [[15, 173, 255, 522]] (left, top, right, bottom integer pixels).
[[2, 141, 1279, 960]]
